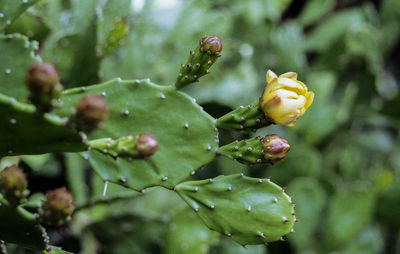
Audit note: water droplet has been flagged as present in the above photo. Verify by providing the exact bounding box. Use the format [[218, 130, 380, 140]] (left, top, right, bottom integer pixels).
[[207, 145, 212, 151], [5, 69, 11, 75], [9, 118, 16, 124], [135, 79, 140, 84], [101, 91, 106, 97], [6, 20, 11, 25], [120, 176, 126, 183], [194, 186, 199, 192], [0, 13, 4, 18], [184, 123, 189, 129], [162, 176, 168, 181], [227, 186, 232, 191], [102, 181, 109, 198], [116, 77, 122, 82], [123, 109, 129, 115], [160, 93, 165, 99], [191, 171, 195, 175], [23, 0, 28, 3], [247, 206, 252, 212]]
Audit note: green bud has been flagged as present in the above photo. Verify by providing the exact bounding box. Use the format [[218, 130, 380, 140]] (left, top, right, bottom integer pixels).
[[39, 187, 74, 227], [75, 94, 109, 131], [199, 35, 222, 56], [25, 62, 62, 113], [0, 165, 29, 205], [135, 133, 158, 158], [261, 134, 290, 163]]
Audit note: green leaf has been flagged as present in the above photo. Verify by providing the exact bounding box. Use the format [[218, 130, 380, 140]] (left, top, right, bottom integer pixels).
[[322, 182, 376, 251], [287, 178, 326, 252], [165, 207, 219, 254]]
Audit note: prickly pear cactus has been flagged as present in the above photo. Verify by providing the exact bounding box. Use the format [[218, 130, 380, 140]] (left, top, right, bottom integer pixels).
[[175, 174, 296, 245], [55, 78, 218, 190]]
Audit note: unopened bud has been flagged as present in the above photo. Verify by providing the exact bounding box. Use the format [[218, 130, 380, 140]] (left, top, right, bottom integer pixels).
[[261, 134, 290, 163], [199, 35, 222, 55], [25, 62, 62, 112], [39, 187, 74, 227], [25, 62, 59, 93], [135, 133, 158, 157], [0, 165, 29, 205], [75, 94, 109, 131]]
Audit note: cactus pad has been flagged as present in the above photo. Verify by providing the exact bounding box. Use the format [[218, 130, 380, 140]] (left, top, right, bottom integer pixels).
[[0, 34, 40, 102], [175, 174, 295, 245], [0, 93, 85, 156], [57, 79, 218, 190], [0, 0, 39, 31], [0, 194, 48, 251]]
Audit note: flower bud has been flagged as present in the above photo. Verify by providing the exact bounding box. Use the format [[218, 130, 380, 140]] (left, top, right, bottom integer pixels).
[[261, 134, 290, 163], [135, 133, 158, 158], [39, 187, 74, 227], [199, 35, 222, 56], [75, 94, 109, 131], [260, 70, 314, 126], [0, 165, 29, 205], [25, 62, 62, 113], [25, 62, 60, 93]]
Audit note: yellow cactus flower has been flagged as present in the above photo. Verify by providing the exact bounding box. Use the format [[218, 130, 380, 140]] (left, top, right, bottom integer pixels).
[[259, 70, 314, 126]]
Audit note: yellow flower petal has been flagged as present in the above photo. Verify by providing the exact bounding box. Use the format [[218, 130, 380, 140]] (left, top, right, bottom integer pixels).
[[279, 72, 298, 80], [266, 69, 278, 84]]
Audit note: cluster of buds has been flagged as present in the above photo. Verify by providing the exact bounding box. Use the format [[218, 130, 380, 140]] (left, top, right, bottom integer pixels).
[[39, 187, 74, 227], [0, 165, 29, 205], [74, 94, 109, 131], [25, 62, 62, 113]]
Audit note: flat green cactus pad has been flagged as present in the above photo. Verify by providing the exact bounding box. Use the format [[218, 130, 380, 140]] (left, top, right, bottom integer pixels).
[[165, 207, 219, 254], [0, 93, 86, 156], [0, 34, 40, 101], [175, 174, 295, 245], [0, 195, 47, 251], [57, 79, 218, 190], [0, 0, 39, 31]]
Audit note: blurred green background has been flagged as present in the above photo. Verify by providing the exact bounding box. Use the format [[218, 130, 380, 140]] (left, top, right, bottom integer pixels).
[[2, 0, 400, 253]]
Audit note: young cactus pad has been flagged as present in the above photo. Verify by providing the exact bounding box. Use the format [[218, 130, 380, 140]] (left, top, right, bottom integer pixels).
[[56, 78, 218, 190], [175, 174, 296, 245], [0, 194, 48, 251]]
